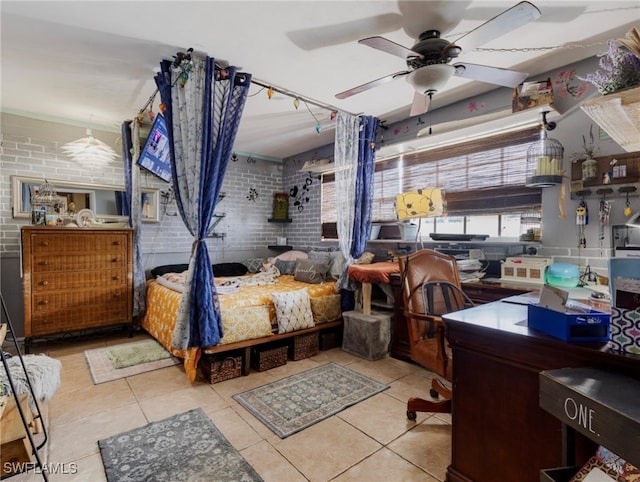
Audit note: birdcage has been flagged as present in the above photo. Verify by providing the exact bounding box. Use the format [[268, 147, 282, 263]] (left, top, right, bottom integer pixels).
[[525, 128, 564, 188], [31, 180, 60, 225]]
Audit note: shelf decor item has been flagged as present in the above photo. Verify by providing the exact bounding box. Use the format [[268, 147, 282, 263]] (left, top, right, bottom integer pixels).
[[571, 125, 600, 181], [30, 179, 60, 225], [272, 192, 289, 220], [525, 111, 564, 187]]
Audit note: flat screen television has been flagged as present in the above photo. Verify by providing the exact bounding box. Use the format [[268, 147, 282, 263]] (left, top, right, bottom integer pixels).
[[137, 114, 172, 182]]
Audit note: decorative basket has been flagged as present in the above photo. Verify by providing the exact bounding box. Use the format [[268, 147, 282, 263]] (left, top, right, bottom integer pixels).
[[289, 331, 319, 360], [320, 329, 342, 351], [252, 344, 288, 371], [199, 355, 242, 384]]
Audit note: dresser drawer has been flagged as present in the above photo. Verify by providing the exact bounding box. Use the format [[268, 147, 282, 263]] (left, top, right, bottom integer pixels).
[[31, 269, 127, 292], [31, 253, 127, 273], [31, 305, 129, 336], [29, 232, 128, 254]]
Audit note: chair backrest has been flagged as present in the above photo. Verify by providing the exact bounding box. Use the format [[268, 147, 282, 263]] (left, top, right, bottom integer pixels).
[[398, 249, 466, 317]]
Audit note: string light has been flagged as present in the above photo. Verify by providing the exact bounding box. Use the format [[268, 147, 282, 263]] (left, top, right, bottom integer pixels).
[[293, 98, 300, 109], [267, 87, 274, 99]]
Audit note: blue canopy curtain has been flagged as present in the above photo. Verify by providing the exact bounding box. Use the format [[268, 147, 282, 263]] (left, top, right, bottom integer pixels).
[[155, 54, 251, 380], [121, 120, 145, 317], [334, 112, 379, 290]]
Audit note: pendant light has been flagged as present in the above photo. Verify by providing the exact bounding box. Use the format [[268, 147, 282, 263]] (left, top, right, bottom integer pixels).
[[61, 128, 119, 166], [525, 111, 564, 188]]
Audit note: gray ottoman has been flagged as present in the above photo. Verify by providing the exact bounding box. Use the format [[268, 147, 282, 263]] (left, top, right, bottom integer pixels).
[[342, 310, 391, 361]]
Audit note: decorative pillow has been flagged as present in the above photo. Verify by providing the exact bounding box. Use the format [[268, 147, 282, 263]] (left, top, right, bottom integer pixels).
[[274, 259, 297, 275], [310, 294, 342, 324], [569, 456, 619, 481], [308, 250, 332, 264], [242, 258, 265, 273], [212, 262, 248, 277], [355, 252, 375, 264], [151, 264, 189, 278], [272, 288, 315, 334], [328, 251, 346, 279], [274, 250, 308, 261], [294, 260, 330, 284]]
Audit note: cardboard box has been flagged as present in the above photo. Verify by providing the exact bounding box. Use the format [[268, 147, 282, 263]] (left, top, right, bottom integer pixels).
[[527, 304, 610, 342]]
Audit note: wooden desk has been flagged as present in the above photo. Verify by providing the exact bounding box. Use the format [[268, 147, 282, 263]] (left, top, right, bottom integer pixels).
[[443, 301, 640, 482]]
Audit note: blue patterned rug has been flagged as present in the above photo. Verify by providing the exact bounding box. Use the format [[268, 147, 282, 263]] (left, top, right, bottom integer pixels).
[[98, 408, 262, 482], [233, 362, 389, 438]]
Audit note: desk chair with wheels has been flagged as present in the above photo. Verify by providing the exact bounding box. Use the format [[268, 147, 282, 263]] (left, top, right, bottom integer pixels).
[[399, 249, 474, 420]]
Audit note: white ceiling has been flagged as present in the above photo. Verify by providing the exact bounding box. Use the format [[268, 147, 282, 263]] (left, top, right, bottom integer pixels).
[[1, 1, 638, 161]]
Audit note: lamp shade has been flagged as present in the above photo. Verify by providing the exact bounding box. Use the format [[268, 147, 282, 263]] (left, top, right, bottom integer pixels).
[[61, 129, 119, 166], [396, 188, 444, 219]]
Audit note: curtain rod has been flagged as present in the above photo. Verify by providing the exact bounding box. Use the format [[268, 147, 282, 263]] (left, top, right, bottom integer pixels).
[[250, 77, 358, 117]]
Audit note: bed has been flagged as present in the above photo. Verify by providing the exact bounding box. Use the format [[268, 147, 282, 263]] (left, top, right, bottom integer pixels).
[[140, 255, 343, 380]]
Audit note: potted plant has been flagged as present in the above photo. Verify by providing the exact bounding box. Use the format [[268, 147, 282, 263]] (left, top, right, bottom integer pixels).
[[572, 125, 600, 181], [579, 37, 640, 95]]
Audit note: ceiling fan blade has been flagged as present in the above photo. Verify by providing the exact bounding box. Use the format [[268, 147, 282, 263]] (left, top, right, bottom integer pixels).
[[409, 92, 431, 117], [452, 1, 541, 52], [453, 62, 528, 87], [335, 71, 409, 99], [358, 36, 422, 60]]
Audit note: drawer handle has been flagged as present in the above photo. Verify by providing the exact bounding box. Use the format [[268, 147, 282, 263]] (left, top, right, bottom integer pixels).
[[40, 241, 50, 247], [112, 276, 120, 281], [38, 300, 49, 305], [39, 261, 48, 266], [112, 258, 119, 263], [112, 293, 121, 298], [39, 280, 49, 286], [113, 241, 122, 246]]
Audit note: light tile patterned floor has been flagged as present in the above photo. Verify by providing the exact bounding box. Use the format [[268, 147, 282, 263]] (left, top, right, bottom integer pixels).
[[10, 331, 451, 482]]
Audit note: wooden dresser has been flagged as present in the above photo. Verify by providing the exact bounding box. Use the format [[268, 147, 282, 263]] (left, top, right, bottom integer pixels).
[[21, 227, 133, 351]]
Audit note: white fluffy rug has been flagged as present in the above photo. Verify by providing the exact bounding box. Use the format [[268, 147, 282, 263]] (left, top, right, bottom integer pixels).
[[1, 354, 62, 409]]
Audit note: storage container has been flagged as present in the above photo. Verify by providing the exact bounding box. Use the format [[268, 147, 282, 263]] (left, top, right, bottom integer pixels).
[[289, 331, 319, 360], [252, 344, 288, 371], [198, 355, 242, 383]]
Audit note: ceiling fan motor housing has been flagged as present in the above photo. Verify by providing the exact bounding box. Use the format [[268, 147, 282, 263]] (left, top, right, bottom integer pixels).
[[408, 30, 460, 70]]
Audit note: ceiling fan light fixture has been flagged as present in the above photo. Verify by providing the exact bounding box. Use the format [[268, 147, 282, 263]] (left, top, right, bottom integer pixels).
[[406, 64, 454, 94]]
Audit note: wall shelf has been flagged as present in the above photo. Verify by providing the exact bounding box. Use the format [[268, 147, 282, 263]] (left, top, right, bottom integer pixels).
[[267, 245, 292, 252], [268, 218, 292, 223], [580, 86, 640, 153]]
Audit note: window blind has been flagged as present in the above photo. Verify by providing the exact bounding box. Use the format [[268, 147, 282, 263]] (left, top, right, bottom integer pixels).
[[322, 126, 542, 227]]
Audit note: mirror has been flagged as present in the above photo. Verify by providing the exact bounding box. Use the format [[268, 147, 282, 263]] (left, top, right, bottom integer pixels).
[[11, 176, 160, 223]]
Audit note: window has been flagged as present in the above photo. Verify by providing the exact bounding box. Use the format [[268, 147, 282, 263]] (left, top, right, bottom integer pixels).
[[321, 127, 543, 239]]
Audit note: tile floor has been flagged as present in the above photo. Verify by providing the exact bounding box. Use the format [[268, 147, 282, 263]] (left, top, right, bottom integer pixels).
[[10, 331, 451, 482]]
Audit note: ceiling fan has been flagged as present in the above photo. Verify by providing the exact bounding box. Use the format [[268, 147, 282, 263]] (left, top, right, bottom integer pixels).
[[335, 1, 541, 116]]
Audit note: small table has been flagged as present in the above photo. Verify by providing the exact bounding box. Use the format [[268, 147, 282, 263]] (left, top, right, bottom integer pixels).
[[348, 261, 400, 315]]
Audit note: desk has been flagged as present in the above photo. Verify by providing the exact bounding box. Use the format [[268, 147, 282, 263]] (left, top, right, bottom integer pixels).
[[443, 301, 640, 482], [348, 261, 400, 315]]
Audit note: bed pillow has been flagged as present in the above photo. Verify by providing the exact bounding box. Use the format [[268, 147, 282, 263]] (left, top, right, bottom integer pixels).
[[242, 258, 265, 273], [212, 262, 248, 277], [272, 288, 315, 334], [328, 251, 346, 280], [355, 252, 375, 264], [294, 260, 330, 284], [308, 250, 332, 265], [151, 264, 189, 278], [274, 259, 297, 275], [274, 250, 308, 261], [310, 294, 342, 324]]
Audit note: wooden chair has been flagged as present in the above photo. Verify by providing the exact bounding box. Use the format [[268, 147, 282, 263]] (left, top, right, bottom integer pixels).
[[399, 249, 474, 420]]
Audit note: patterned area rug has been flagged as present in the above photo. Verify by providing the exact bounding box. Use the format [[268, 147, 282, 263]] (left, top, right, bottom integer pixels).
[[233, 362, 389, 438], [99, 408, 263, 482], [84, 340, 181, 384]]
